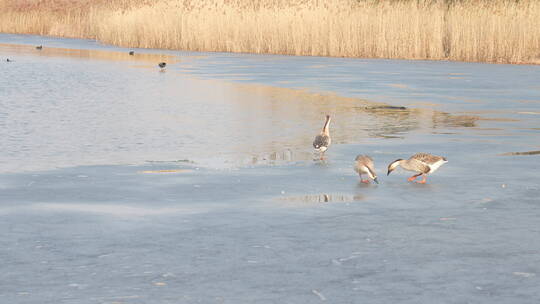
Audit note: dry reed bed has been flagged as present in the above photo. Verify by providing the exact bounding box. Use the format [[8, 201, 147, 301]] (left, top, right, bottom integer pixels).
[[1, 0, 539, 64]]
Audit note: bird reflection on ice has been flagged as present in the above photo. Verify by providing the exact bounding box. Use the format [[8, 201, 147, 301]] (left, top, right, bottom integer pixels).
[[278, 193, 364, 204]]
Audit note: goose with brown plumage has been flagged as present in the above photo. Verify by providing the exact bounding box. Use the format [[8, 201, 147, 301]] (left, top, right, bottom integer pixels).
[[354, 155, 378, 184], [313, 115, 331, 159], [387, 152, 447, 184]]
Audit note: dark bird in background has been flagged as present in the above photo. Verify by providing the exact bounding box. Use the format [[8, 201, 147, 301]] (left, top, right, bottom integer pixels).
[[158, 62, 167, 69], [36, 45, 43, 50], [313, 115, 331, 160], [129, 51, 134, 55], [6, 58, 12, 62]]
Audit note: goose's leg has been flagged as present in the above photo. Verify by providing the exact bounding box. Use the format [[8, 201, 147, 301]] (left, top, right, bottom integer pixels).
[[416, 175, 427, 184], [407, 173, 422, 182], [359, 174, 369, 183]]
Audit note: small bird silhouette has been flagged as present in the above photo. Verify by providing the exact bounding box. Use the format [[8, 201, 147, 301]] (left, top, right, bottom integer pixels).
[[129, 51, 134, 55], [36, 45, 43, 50], [158, 62, 167, 69], [6, 58, 12, 62]]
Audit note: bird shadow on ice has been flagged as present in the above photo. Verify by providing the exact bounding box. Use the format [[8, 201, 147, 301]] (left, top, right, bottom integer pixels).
[[355, 181, 378, 188]]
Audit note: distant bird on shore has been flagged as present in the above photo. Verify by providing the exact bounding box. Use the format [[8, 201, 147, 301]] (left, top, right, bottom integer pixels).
[[158, 62, 167, 70], [354, 155, 378, 184], [313, 115, 331, 160], [129, 51, 134, 55], [36, 45, 43, 50], [387, 152, 447, 184], [6, 58, 12, 62]]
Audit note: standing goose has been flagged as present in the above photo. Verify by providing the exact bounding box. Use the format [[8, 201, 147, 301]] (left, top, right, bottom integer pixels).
[[354, 155, 378, 184], [387, 152, 447, 184], [313, 115, 331, 159]]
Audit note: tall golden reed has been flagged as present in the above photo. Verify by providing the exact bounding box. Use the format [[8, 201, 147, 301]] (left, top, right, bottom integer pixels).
[[1, 0, 539, 64]]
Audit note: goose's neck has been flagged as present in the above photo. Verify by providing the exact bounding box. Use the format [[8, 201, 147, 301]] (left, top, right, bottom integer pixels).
[[322, 117, 331, 135], [400, 159, 414, 171]]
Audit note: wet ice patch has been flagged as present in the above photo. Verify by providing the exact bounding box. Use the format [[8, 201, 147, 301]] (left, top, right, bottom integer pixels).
[[29, 203, 202, 217], [139, 169, 194, 174], [387, 83, 408, 89], [499, 150, 540, 156], [439, 217, 457, 221], [517, 111, 540, 115], [513, 272, 536, 278], [312, 289, 327, 301]]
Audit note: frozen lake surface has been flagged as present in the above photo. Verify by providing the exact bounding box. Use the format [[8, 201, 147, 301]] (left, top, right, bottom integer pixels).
[[1, 34, 540, 303]]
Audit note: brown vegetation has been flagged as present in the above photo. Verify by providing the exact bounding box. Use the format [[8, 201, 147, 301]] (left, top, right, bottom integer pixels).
[[1, 0, 539, 64]]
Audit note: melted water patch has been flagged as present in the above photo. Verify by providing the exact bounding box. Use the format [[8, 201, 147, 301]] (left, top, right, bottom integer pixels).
[[2, 36, 539, 173], [1, 40, 485, 173], [138, 169, 194, 174]]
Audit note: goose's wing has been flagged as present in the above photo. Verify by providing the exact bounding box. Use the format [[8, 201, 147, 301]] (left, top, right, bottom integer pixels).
[[365, 160, 377, 178], [407, 154, 432, 174], [313, 134, 330, 149], [409, 159, 431, 174], [410, 153, 444, 165]]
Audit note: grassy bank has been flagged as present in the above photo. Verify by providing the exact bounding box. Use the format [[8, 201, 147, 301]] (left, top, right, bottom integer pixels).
[[1, 0, 539, 64]]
